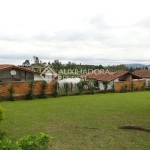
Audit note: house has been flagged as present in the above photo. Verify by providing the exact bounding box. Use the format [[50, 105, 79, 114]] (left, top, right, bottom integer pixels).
[[0, 64, 43, 82], [0, 64, 35, 82], [0, 64, 59, 83], [81, 70, 142, 90], [132, 70, 150, 87]]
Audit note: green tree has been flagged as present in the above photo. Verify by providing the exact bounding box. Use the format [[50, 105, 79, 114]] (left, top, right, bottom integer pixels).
[[22, 60, 30, 67], [52, 60, 63, 73], [33, 56, 40, 65]]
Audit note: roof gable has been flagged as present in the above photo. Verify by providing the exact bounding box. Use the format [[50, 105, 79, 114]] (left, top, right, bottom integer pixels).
[[81, 70, 141, 81], [132, 70, 150, 78], [0, 64, 35, 73]]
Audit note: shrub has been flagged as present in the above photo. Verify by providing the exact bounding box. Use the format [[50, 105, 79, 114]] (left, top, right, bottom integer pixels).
[[64, 82, 69, 96], [124, 84, 128, 92], [120, 84, 128, 93], [52, 81, 59, 97], [18, 133, 52, 150], [103, 80, 109, 94], [90, 86, 95, 94], [0, 107, 52, 149], [141, 81, 146, 91], [135, 87, 139, 91], [112, 83, 115, 93], [77, 81, 84, 95], [0, 107, 6, 141], [120, 85, 124, 93], [89, 81, 95, 94], [7, 85, 15, 101], [40, 81, 48, 99], [26, 81, 35, 100], [131, 81, 134, 92], [0, 107, 4, 124], [0, 133, 52, 150]]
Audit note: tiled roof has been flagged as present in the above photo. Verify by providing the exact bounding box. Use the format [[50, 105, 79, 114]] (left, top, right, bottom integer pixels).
[[0, 64, 14, 70], [132, 70, 150, 78], [81, 70, 141, 81], [0, 64, 35, 73]]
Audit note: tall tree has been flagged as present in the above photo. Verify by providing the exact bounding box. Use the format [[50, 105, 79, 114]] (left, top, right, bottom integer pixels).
[[33, 56, 39, 65], [22, 60, 30, 67], [52, 60, 63, 73]]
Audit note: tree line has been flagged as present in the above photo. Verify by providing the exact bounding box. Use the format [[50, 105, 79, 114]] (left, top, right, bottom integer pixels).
[[22, 56, 149, 73]]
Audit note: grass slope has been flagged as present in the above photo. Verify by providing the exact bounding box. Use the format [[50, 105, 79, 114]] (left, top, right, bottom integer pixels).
[[0, 92, 150, 150]]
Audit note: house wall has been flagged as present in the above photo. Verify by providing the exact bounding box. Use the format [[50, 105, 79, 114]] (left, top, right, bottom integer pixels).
[[98, 78, 118, 90], [0, 69, 12, 79], [0, 69, 34, 81], [0, 81, 55, 98], [143, 78, 150, 87], [34, 73, 43, 81], [115, 80, 145, 92], [25, 72, 34, 81], [125, 74, 132, 82]]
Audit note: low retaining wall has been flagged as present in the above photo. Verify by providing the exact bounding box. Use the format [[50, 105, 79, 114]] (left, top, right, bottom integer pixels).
[[0, 81, 55, 98], [115, 80, 145, 92]]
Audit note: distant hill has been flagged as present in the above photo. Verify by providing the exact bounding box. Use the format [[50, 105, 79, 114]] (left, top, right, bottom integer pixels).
[[124, 64, 150, 68]]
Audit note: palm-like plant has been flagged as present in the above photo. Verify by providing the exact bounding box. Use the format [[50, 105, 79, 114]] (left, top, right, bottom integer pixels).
[[40, 81, 48, 98], [103, 80, 109, 94], [26, 81, 35, 100], [8, 85, 15, 101], [64, 82, 69, 96], [53, 81, 59, 97]]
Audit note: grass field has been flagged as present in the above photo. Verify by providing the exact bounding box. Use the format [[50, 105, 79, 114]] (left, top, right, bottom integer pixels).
[[0, 92, 150, 150]]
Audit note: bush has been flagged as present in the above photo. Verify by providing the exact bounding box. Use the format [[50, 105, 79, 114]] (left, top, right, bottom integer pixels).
[[131, 81, 134, 92], [0, 108, 52, 149], [26, 81, 35, 100], [0, 133, 53, 150], [135, 87, 139, 91], [112, 83, 115, 93], [124, 84, 128, 92], [103, 80, 109, 94], [52, 81, 59, 97], [120, 85, 124, 93], [89, 81, 95, 94], [0, 107, 4, 124], [0, 107, 5, 140], [90, 86, 95, 94], [40, 81, 48, 99], [141, 81, 146, 91], [18, 133, 52, 150], [64, 82, 69, 96], [7, 85, 15, 101], [77, 81, 84, 95]]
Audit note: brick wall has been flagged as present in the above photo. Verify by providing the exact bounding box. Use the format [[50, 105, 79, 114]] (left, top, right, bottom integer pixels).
[[0, 81, 55, 97], [115, 80, 145, 92]]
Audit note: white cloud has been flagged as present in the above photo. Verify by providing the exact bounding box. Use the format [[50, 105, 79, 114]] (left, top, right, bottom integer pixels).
[[0, 0, 150, 66]]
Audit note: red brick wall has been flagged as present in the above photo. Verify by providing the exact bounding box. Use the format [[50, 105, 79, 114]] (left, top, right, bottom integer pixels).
[[0, 81, 55, 97], [115, 80, 145, 92]]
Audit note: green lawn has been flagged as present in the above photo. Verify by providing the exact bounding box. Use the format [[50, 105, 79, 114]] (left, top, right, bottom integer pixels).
[[0, 92, 150, 150]]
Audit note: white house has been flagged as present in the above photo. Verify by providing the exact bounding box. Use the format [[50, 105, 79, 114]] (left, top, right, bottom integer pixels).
[[81, 70, 142, 91]]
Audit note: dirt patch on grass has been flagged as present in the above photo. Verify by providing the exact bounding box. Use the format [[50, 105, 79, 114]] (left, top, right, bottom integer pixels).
[[118, 126, 150, 132], [69, 126, 100, 130], [46, 125, 101, 132]]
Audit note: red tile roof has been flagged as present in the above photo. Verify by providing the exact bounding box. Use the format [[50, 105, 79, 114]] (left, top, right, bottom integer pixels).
[[0, 64, 35, 73], [81, 70, 141, 81], [132, 70, 150, 78]]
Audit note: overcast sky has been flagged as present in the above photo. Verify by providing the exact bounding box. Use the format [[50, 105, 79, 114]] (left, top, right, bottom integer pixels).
[[0, 0, 150, 66]]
